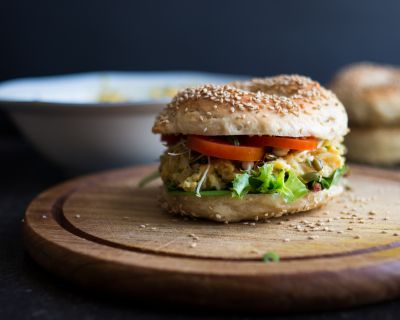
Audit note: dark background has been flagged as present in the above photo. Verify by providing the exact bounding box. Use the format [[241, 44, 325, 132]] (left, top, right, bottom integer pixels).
[[2, 0, 400, 135]]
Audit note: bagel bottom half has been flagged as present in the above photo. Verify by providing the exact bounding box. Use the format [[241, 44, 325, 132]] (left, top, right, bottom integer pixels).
[[346, 127, 400, 165], [161, 185, 344, 223]]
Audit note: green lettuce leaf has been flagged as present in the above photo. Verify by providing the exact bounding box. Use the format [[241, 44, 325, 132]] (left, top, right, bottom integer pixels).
[[232, 172, 251, 198], [170, 162, 347, 203], [251, 163, 274, 193], [232, 164, 308, 203], [318, 166, 347, 189], [279, 170, 309, 203]]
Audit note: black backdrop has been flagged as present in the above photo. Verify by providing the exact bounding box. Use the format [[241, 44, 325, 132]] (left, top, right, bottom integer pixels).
[[2, 0, 400, 135]]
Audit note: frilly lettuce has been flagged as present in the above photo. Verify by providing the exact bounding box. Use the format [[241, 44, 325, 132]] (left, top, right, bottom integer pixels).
[[232, 163, 346, 203]]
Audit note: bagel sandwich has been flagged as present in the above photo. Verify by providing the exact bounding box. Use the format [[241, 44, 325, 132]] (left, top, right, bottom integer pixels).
[[152, 75, 348, 222], [331, 62, 400, 165]]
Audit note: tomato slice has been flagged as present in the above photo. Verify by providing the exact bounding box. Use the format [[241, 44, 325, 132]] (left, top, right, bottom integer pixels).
[[186, 135, 265, 161], [161, 134, 184, 145], [243, 136, 318, 150]]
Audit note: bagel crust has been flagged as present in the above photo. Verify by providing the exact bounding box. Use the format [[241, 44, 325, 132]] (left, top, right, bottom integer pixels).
[[330, 63, 400, 127], [153, 75, 348, 140], [346, 127, 400, 165], [161, 185, 344, 223]]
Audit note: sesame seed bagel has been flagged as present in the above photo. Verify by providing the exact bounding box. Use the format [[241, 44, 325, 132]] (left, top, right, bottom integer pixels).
[[161, 184, 344, 223], [345, 127, 400, 165], [153, 75, 348, 140], [330, 63, 400, 127]]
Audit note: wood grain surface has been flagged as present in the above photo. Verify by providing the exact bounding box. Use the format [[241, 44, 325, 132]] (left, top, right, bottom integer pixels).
[[23, 164, 400, 312]]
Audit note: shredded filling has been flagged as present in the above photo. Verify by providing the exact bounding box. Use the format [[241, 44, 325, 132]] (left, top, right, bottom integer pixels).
[[159, 139, 346, 202]]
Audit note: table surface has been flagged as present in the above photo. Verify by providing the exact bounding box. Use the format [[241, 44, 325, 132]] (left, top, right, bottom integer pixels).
[[2, 136, 400, 320]]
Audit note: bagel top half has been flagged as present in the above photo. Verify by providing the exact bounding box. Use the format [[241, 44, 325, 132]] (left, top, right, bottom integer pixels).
[[152, 75, 348, 140], [330, 62, 400, 127]]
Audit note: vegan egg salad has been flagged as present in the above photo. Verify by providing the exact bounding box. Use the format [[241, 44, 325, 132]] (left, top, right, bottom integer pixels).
[[160, 135, 346, 202]]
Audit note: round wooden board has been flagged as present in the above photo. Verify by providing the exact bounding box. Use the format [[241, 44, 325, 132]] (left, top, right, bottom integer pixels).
[[23, 164, 400, 312]]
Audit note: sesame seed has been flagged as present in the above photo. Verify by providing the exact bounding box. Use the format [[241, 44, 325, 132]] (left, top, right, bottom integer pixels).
[[75, 214, 81, 218], [163, 75, 322, 120]]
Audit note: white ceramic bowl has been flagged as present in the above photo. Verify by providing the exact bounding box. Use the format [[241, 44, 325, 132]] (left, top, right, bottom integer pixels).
[[0, 71, 244, 172]]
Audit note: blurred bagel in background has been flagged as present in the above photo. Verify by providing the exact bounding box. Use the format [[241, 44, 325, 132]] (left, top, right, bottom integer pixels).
[[331, 62, 400, 165]]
